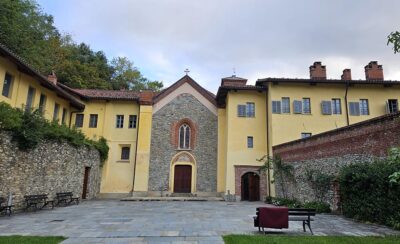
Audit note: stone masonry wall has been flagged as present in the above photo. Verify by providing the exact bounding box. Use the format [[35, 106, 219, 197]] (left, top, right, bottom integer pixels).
[[0, 131, 101, 210], [149, 93, 217, 193], [272, 113, 400, 210]]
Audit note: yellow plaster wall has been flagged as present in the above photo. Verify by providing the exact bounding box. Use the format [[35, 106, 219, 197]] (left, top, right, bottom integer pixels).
[[0, 57, 73, 124], [71, 100, 139, 193], [217, 108, 227, 193], [133, 105, 153, 192], [224, 91, 268, 194]]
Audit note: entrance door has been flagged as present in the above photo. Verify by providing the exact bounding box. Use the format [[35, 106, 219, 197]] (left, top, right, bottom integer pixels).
[[82, 167, 90, 199], [174, 165, 192, 193], [241, 172, 260, 201]]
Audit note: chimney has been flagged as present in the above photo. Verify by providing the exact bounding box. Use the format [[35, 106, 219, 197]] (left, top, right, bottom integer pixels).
[[309, 62, 326, 80], [364, 61, 383, 80], [47, 71, 57, 85], [341, 69, 352, 80]]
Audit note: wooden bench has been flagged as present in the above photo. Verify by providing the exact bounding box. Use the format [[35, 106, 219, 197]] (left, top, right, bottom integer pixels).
[[288, 208, 316, 235], [254, 207, 316, 235], [24, 194, 54, 211], [55, 192, 79, 206], [0, 196, 13, 216]]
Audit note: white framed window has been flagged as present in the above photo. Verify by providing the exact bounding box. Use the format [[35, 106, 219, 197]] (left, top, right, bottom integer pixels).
[[89, 114, 98, 128], [303, 98, 311, 114], [301, 133, 312, 139], [246, 102, 255, 117], [281, 97, 290, 113], [179, 124, 191, 149], [388, 99, 398, 113], [129, 115, 137, 128], [75, 114, 84, 128], [332, 99, 341, 114], [121, 146, 130, 160], [116, 115, 124, 128], [360, 99, 369, 115]]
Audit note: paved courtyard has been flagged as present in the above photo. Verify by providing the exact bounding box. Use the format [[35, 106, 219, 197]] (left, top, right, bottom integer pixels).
[[0, 200, 398, 244]]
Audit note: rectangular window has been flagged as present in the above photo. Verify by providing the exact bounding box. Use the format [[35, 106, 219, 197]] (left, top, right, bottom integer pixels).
[[246, 102, 255, 117], [61, 108, 67, 124], [272, 101, 281, 114], [75, 114, 84, 128], [293, 100, 302, 114], [237, 104, 246, 117], [388, 99, 398, 113], [321, 101, 332, 115], [281, 97, 290, 113], [301, 133, 312, 139], [25, 86, 36, 112], [121, 146, 130, 160], [129, 115, 137, 128], [360, 99, 369, 115], [116, 115, 124, 128], [332, 99, 341, 114], [303, 98, 311, 114], [349, 102, 360, 116], [2, 73, 13, 98], [38, 94, 47, 113], [247, 136, 254, 148], [53, 103, 60, 121], [89, 114, 98, 128]]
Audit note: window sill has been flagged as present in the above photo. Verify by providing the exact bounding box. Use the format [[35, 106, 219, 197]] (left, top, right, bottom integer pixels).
[[176, 148, 192, 151], [116, 160, 130, 163]]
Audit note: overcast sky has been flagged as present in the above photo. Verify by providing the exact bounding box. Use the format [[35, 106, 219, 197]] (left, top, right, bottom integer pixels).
[[37, 0, 400, 93]]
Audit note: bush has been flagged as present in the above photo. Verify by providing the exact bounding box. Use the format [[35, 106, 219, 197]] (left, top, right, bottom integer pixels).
[[265, 196, 302, 208], [339, 156, 400, 230], [303, 201, 331, 213], [0, 102, 109, 165]]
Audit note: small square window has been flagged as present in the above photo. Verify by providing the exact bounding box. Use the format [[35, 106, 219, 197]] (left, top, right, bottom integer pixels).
[[301, 133, 312, 139], [121, 146, 130, 160], [116, 115, 124, 128], [89, 114, 98, 128], [129, 115, 137, 128], [75, 114, 84, 128], [2, 73, 13, 98], [247, 136, 254, 148]]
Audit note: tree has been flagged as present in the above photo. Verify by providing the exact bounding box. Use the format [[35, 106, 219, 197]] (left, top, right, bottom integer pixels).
[[0, 0, 162, 91], [388, 31, 400, 53], [111, 57, 163, 91]]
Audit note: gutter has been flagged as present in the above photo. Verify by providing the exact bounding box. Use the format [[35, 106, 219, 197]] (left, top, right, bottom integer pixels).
[[265, 85, 271, 197]]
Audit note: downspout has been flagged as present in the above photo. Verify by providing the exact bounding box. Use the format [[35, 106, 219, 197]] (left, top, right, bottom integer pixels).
[[344, 81, 350, 126], [265, 86, 271, 197], [131, 102, 141, 195]]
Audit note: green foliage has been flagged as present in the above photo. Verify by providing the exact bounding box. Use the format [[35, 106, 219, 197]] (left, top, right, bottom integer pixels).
[[258, 155, 294, 198], [0, 0, 163, 91], [223, 235, 400, 244], [339, 155, 400, 230], [0, 102, 108, 165], [265, 196, 302, 208], [388, 31, 400, 54], [305, 169, 335, 202], [303, 201, 331, 213], [0, 235, 66, 244]]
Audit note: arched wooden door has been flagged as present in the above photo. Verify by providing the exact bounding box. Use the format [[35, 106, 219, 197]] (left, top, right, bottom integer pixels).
[[241, 172, 260, 201], [174, 165, 192, 193]]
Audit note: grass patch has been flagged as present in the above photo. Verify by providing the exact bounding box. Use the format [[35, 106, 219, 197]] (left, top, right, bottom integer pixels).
[[0, 236, 66, 244], [223, 235, 400, 244]]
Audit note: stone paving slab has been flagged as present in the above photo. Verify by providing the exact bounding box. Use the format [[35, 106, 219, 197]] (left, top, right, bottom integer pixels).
[[0, 200, 398, 243]]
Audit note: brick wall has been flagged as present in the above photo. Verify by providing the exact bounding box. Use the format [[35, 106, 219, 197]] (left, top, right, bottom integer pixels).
[[272, 112, 400, 210]]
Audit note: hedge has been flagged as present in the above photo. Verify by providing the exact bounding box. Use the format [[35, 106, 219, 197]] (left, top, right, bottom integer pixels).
[[339, 156, 400, 230]]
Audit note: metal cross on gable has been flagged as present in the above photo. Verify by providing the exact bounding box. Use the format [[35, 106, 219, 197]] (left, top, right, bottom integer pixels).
[[184, 68, 190, 75]]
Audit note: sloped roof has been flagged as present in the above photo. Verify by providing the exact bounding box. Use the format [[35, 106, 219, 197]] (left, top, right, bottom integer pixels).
[[0, 43, 85, 109], [256, 77, 400, 86], [153, 75, 216, 106]]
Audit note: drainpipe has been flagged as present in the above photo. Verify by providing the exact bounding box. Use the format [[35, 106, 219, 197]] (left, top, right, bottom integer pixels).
[[344, 82, 350, 126], [131, 103, 141, 195], [265, 86, 271, 197]]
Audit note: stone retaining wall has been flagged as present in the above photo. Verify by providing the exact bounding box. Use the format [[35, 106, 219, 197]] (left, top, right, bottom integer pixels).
[[0, 131, 101, 210], [272, 113, 400, 210]]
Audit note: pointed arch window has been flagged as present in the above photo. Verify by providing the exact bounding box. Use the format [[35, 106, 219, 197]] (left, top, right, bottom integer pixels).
[[179, 124, 191, 149]]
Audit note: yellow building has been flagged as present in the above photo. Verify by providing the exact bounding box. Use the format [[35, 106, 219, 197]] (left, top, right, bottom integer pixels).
[[2, 41, 400, 201]]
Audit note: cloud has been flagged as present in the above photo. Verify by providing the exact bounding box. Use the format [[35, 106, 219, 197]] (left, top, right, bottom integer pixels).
[[37, 0, 400, 92]]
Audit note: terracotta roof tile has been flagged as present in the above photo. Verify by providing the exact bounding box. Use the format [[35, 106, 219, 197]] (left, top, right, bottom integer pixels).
[[69, 89, 140, 101]]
